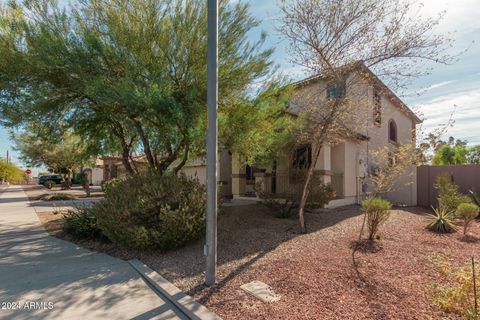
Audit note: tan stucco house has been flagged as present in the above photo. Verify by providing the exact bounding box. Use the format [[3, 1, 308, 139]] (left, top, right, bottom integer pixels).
[[182, 65, 422, 207]]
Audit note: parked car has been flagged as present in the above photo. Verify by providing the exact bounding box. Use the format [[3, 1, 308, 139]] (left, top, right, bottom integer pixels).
[[38, 175, 63, 185]]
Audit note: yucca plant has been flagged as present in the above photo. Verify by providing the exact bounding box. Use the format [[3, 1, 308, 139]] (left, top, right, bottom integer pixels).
[[427, 205, 457, 233]]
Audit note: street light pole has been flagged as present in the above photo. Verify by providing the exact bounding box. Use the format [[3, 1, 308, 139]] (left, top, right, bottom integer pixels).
[[205, 0, 218, 287]]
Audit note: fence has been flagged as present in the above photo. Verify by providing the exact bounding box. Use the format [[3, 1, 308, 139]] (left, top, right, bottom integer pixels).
[[417, 164, 480, 208]]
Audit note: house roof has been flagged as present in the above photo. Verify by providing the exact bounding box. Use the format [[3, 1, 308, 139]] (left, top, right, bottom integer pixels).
[[290, 63, 423, 124]]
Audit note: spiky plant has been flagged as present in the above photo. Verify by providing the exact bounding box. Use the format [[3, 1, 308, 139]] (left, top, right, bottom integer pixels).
[[427, 206, 457, 233]]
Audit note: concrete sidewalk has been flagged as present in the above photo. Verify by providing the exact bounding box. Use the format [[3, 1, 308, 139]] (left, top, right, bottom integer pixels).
[[0, 186, 188, 320]]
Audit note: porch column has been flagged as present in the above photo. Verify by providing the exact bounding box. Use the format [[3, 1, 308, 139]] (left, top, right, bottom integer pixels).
[[231, 153, 246, 197], [314, 143, 332, 184]]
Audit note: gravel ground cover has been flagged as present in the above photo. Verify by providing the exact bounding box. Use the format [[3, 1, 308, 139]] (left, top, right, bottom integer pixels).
[[34, 199, 479, 320]]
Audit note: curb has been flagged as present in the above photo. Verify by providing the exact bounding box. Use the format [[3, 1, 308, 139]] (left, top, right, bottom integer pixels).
[[128, 259, 222, 320]]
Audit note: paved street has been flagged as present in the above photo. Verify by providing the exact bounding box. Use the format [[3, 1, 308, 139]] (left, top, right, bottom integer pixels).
[[0, 186, 189, 320]]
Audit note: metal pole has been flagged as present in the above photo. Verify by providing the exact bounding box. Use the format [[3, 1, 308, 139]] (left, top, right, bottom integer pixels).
[[205, 0, 218, 287], [473, 256, 478, 315]]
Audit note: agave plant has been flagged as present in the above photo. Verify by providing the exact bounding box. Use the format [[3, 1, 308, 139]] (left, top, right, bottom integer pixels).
[[427, 205, 457, 233]]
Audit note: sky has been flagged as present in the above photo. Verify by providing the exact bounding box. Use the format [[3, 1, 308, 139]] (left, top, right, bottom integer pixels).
[[1, 0, 479, 170]]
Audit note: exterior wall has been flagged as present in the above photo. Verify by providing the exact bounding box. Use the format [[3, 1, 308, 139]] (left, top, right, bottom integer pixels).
[[180, 151, 232, 197], [91, 168, 103, 186], [289, 71, 418, 206], [360, 85, 418, 205]]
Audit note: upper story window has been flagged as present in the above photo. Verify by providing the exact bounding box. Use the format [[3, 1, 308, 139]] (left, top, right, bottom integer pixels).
[[292, 145, 312, 170], [373, 89, 381, 127], [388, 119, 398, 144], [326, 81, 346, 99]]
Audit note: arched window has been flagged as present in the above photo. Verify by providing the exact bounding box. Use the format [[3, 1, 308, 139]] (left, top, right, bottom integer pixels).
[[388, 120, 397, 143]]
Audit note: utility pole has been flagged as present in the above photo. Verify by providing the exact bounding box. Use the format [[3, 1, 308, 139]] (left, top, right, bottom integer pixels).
[[6, 150, 9, 164], [205, 0, 218, 287]]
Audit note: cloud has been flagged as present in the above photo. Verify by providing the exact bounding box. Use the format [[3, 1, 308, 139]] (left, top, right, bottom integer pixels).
[[416, 88, 480, 145], [414, 80, 457, 95]]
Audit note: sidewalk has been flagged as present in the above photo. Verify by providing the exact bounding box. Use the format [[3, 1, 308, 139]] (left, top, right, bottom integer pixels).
[[0, 186, 188, 320]]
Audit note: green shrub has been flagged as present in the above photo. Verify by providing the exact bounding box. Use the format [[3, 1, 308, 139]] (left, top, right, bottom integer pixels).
[[101, 178, 122, 194], [256, 181, 335, 218], [306, 182, 336, 210], [361, 197, 392, 240], [436, 173, 471, 212], [427, 206, 457, 233], [456, 203, 479, 235], [430, 254, 480, 319], [92, 172, 207, 250], [63, 208, 102, 239], [44, 180, 55, 189]]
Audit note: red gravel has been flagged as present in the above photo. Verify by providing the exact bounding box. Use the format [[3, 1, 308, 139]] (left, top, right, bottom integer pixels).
[[37, 201, 479, 319], [186, 206, 478, 320]]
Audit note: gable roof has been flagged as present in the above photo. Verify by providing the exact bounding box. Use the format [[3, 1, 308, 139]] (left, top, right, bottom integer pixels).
[[290, 63, 423, 124]]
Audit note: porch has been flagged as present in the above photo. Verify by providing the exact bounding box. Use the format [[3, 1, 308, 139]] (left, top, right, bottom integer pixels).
[[230, 142, 363, 207]]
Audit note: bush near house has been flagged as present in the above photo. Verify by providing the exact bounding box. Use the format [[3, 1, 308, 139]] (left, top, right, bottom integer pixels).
[[361, 197, 392, 240], [92, 172, 206, 250], [256, 181, 335, 218], [456, 203, 479, 235]]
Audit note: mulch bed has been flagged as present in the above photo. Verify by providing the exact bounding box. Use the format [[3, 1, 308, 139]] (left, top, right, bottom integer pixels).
[[35, 203, 479, 319]]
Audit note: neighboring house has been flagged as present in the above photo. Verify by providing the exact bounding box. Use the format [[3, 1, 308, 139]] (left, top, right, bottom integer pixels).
[[181, 64, 422, 207]]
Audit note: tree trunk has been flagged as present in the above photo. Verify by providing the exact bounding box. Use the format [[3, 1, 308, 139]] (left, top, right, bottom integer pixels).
[[121, 147, 136, 175], [297, 142, 323, 233]]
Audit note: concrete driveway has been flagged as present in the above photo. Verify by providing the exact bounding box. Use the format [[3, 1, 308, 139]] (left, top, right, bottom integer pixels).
[[0, 186, 190, 320]]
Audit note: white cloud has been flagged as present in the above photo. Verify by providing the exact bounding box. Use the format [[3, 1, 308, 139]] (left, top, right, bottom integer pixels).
[[414, 80, 457, 95], [416, 88, 480, 144]]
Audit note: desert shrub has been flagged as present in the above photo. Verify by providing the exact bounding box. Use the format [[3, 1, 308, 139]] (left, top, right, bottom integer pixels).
[[256, 181, 335, 218], [456, 203, 479, 235], [427, 206, 457, 233], [101, 178, 122, 194], [306, 182, 336, 210], [44, 180, 55, 189], [41, 193, 76, 201], [430, 254, 480, 319], [92, 172, 206, 250], [361, 197, 392, 240], [63, 208, 102, 239], [61, 180, 72, 190], [436, 173, 471, 212]]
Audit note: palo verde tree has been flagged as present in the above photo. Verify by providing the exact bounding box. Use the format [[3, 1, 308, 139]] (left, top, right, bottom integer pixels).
[[279, 0, 457, 233], [13, 127, 94, 179], [0, 0, 290, 175]]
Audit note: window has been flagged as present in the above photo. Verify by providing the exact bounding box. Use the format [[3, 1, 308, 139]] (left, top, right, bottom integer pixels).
[[373, 89, 381, 127], [326, 81, 346, 99], [388, 120, 397, 143], [292, 145, 312, 169]]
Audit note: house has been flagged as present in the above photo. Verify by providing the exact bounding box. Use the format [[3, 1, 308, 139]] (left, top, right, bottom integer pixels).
[[181, 64, 422, 207]]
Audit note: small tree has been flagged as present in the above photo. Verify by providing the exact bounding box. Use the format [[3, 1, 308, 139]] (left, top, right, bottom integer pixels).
[[280, 0, 456, 233], [361, 197, 392, 241], [435, 172, 471, 213], [456, 203, 479, 236]]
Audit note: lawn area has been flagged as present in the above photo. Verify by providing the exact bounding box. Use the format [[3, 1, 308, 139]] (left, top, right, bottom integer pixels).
[[36, 202, 479, 319]]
